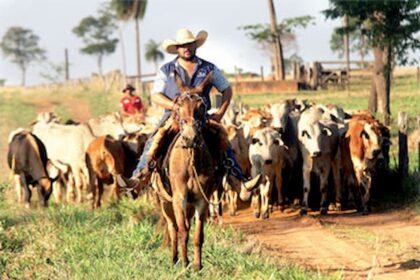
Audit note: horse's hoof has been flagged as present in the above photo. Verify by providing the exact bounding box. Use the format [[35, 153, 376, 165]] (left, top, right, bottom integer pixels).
[[362, 210, 369, 216], [262, 212, 269, 219], [254, 212, 260, 219], [194, 263, 203, 272], [320, 208, 328, 215], [300, 208, 307, 216]]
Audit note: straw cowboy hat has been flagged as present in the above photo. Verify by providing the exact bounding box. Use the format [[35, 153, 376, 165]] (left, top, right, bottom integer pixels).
[[162, 28, 208, 54]]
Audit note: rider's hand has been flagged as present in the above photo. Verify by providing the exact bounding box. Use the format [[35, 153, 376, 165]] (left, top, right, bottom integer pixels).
[[208, 112, 223, 123]]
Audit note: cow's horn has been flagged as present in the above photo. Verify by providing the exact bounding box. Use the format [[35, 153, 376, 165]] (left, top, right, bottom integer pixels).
[[239, 174, 261, 201]]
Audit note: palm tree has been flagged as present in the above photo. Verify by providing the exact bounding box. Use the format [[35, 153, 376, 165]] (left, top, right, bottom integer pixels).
[[145, 39, 164, 72], [111, 0, 147, 91]]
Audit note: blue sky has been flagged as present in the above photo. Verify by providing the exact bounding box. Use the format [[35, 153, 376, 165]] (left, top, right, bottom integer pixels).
[[0, 0, 345, 85]]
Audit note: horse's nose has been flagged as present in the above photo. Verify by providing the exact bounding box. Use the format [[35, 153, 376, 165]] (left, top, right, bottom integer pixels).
[[264, 159, 273, 165]]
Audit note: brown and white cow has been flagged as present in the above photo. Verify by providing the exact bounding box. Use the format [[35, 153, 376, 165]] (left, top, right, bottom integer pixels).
[[223, 124, 251, 217], [7, 129, 57, 208], [341, 112, 389, 214], [298, 107, 342, 215]]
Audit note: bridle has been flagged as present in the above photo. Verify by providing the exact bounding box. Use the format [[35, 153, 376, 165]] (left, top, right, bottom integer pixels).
[[174, 93, 207, 148]]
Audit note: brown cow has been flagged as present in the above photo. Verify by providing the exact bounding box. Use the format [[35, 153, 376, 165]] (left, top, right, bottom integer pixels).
[[85, 134, 147, 209], [342, 112, 389, 214]]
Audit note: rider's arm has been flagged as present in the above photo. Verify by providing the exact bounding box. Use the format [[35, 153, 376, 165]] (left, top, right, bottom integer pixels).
[[210, 86, 232, 122], [209, 66, 232, 122], [152, 92, 177, 111]]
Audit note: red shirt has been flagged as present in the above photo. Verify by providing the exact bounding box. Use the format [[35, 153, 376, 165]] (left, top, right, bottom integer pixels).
[[119, 95, 143, 114]]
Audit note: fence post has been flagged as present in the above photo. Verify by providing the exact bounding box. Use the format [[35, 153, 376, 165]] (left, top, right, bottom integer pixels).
[[64, 48, 69, 81], [398, 112, 409, 177], [417, 116, 420, 173]]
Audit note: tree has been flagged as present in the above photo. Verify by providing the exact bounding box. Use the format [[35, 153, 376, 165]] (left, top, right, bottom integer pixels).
[[0, 26, 46, 86], [330, 17, 369, 67], [239, 15, 314, 79], [145, 39, 164, 72], [111, 0, 148, 91], [72, 4, 118, 76], [325, 0, 420, 125]]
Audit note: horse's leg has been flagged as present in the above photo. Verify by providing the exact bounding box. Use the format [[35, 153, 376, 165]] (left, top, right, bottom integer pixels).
[[193, 200, 206, 271], [173, 194, 189, 267], [161, 201, 178, 265]]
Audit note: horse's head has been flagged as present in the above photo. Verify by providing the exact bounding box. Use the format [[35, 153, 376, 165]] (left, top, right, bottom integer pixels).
[[173, 71, 212, 148]]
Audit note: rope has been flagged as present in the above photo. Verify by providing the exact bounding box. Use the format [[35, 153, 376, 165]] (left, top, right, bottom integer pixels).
[[189, 149, 225, 206]]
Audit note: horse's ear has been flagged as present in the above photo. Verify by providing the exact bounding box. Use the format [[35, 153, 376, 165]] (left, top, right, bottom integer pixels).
[[192, 71, 213, 94], [174, 71, 186, 93]]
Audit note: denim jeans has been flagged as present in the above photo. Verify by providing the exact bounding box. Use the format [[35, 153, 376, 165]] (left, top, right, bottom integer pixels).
[[131, 112, 245, 181]]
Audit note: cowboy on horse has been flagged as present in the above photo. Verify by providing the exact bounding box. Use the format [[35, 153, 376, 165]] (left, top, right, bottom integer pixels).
[[117, 28, 260, 197]]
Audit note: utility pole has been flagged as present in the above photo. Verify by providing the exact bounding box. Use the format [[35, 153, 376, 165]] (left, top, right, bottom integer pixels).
[[267, 0, 285, 80], [64, 48, 69, 81]]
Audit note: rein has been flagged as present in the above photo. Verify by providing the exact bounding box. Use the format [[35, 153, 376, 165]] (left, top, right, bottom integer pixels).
[[188, 148, 225, 206]]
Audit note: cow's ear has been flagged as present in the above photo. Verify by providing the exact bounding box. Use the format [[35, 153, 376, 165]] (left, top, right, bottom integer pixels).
[[360, 130, 370, 140], [322, 127, 333, 136]]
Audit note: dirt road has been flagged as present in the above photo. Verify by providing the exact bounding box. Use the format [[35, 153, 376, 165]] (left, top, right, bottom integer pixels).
[[223, 207, 420, 279]]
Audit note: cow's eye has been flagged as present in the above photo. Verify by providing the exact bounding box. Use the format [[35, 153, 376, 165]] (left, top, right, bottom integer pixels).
[[252, 138, 259, 145]]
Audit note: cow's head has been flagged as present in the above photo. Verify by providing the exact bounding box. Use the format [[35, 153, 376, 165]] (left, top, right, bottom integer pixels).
[[249, 127, 286, 167], [360, 122, 382, 160], [270, 102, 290, 133]]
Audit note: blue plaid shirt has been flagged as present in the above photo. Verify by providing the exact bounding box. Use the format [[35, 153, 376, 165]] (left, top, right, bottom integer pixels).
[[152, 56, 230, 111]]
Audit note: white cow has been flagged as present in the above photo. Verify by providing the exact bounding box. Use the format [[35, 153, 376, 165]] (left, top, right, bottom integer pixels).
[[88, 112, 143, 139], [32, 117, 95, 203], [249, 127, 288, 219], [298, 107, 342, 215]]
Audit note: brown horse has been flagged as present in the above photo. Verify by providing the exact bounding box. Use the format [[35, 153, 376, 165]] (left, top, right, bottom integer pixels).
[[152, 72, 256, 271]]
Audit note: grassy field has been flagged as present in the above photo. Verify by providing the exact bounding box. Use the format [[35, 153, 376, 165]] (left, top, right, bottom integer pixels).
[[0, 75, 419, 279], [0, 184, 339, 280]]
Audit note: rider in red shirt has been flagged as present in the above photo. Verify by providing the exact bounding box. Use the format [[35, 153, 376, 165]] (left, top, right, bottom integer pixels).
[[119, 84, 144, 117]]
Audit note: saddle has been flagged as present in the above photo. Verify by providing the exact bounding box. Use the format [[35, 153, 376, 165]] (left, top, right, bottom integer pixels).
[[148, 116, 229, 198]]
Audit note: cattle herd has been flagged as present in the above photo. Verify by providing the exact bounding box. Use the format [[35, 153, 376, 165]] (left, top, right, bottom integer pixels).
[[7, 98, 390, 218]]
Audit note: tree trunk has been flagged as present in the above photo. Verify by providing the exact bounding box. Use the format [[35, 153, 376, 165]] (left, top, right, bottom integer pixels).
[[343, 16, 350, 75], [360, 34, 366, 68], [267, 0, 284, 80], [135, 18, 142, 93], [118, 24, 127, 85], [370, 47, 391, 125], [21, 66, 26, 87], [97, 55, 103, 76]]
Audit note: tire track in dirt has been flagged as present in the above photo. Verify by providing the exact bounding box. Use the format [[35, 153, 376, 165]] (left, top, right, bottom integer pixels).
[[223, 207, 420, 279]]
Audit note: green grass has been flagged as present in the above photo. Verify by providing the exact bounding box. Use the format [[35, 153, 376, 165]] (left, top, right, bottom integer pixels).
[[0, 183, 338, 280], [0, 93, 38, 128]]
